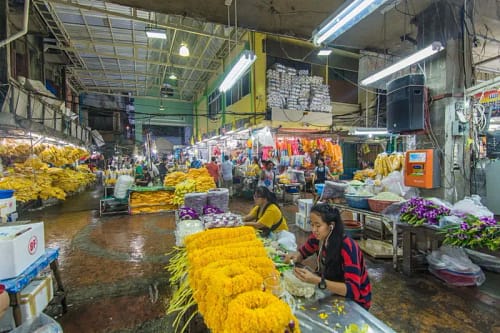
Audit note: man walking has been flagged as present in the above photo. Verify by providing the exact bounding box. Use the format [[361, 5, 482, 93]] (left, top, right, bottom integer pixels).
[[205, 156, 220, 185], [220, 155, 233, 197]]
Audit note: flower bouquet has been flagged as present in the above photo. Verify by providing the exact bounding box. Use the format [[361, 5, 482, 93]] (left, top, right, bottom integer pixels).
[[400, 197, 450, 226], [442, 215, 500, 251]]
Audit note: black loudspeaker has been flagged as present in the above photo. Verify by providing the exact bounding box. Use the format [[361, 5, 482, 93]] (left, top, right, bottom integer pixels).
[[386, 74, 425, 133]]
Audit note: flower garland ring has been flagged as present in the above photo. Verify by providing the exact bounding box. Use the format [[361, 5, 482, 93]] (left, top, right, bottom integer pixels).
[[224, 290, 301, 333]]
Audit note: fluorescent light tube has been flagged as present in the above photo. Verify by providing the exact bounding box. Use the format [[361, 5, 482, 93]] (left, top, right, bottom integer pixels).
[[361, 42, 444, 85], [219, 51, 256, 92], [314, 0, 390, 45], [351, 127, 388, 135], [318, 49, 332, 56], [145, 28, 167, 39]]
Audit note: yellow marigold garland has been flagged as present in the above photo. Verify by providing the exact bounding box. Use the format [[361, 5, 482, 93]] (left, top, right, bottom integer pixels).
[[223, 290, 301, 333], [166, 226, 300, 333], [184, 226, 256, 250]]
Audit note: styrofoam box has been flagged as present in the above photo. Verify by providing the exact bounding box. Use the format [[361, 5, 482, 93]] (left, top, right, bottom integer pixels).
[[21, 275, 53, 321], [298, 199, 313, 217], [0, 222, 45, 280], [0, 275, 54, 330], [295, 212, 311, 232], [0, 197, 16, 217]]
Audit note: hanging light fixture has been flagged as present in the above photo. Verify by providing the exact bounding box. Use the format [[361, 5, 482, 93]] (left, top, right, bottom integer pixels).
[[145, 27, 167, 39], [219, 50, 256, 92], [317, 49, 332, 56], [179, 43, 190, 57], [169, 73, 178, 80], [313, 0, 391, 45], [360, 42, 445, 86], [349, 127, 388, 136]]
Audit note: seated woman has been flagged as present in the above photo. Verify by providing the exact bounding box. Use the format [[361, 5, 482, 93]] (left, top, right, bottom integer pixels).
[[285, 203, 372, 310], [243, 186, 288, 235]]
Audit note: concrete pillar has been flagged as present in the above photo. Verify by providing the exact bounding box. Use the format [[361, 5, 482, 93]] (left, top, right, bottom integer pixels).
[[0, 0, 8, 85], [415, 0, 473, 202]]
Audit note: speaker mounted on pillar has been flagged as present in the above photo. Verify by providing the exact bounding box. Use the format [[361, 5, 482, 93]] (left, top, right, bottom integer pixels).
[[386, 74, 425, 133]]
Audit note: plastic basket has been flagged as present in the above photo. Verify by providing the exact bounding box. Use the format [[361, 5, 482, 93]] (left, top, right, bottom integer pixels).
[[368, 198, 400, 213], [344, 194, 372, 210], [0, 190, 14, 199], [344, 220, 363, 239]]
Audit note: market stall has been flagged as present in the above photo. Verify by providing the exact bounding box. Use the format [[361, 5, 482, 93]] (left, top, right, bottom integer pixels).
[[0, 140, 96, 212], [166, 225, 395, 333]]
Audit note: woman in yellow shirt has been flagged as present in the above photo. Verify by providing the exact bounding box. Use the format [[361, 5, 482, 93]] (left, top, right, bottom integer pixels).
[[243, 186, 288, 235]]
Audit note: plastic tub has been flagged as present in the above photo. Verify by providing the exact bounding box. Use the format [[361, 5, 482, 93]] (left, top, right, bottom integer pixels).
[[344, 194, 372, 210], [368, 198, 400, 213], [0, 190, 14, 199]]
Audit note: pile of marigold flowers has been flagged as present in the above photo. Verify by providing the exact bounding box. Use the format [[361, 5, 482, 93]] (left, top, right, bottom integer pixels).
[[166, 226, 300, 332]]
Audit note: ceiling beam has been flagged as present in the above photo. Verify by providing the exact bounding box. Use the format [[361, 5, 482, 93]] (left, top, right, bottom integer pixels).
[[41, 0, 233, 41], [81, 89, 189, 103], [56, 46, 219, 72], [69, 38, 223, 64]]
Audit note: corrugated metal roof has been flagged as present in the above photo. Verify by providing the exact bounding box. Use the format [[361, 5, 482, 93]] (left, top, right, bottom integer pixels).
[[34, 0, 244, 101]]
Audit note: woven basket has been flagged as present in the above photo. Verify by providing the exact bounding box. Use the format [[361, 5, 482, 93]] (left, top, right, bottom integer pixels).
[[368, 198, 399, 213]]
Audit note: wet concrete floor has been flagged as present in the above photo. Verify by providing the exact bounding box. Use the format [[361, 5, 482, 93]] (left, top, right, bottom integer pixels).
[[18, 185, 500, 333]]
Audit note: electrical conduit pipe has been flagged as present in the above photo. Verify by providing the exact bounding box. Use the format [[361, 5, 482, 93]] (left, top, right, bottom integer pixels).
[[0, 0, 30, 48]]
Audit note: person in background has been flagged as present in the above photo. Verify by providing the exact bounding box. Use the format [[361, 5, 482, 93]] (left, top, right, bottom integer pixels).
[[205, 156, 220, 185], [258, 160, 275, 192], [0, 284, 8, 319], [190, 157, 202, 169], [135, 161, 144, 177], [247, 157, 261, 191], [312, 158, 334, 184], [243, 186, 288, 234], [247, 157, 261, 176], [158, 158, 168, 184], [285, 203, 371, 310], [135, 166, 152, 186], [220, 155, 233, 197]]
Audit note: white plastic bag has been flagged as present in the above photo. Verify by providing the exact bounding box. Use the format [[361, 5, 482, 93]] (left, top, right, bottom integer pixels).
[[276, 230, 297, 252], [451, 195, 493, 218], [113, 175, 134, 199], [380, 171, 417, 198], [426, 245, 485, 286]]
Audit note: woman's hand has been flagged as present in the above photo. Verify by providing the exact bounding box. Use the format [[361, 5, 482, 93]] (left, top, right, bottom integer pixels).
[[293, 267, 321, 285], [284, 252, 302, 264]]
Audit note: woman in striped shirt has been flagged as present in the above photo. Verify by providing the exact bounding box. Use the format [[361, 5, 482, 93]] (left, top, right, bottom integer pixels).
[[285, 203, 372, 310]]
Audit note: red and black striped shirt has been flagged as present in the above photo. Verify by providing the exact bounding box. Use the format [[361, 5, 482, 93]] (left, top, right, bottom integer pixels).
[[299, 234, 372, 310]]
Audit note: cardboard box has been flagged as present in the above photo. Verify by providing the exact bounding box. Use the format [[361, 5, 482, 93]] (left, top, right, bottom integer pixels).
[[298, 199, 313, 217], [0, 222, 45, 280]]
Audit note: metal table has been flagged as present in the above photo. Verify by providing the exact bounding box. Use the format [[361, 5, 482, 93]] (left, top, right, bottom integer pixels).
[[1, 247, 67, 326], [296, 291, 395, 333], [332, 204, 398, 269]]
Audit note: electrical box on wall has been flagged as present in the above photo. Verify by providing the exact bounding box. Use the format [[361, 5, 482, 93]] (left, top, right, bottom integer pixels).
[[404, 149, 440, 189], [386, 74, 425, 133]]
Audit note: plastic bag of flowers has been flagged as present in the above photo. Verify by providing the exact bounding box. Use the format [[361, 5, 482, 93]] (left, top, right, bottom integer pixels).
[[426, 245, 485, 286], [178, 206, 199, 220]]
